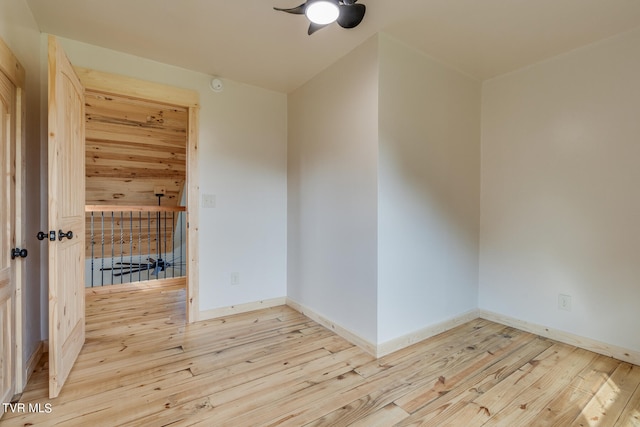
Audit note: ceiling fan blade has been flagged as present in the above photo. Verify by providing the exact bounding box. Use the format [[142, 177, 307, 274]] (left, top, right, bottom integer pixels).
[[274, 3, 306, 14], [337, 3, 365, 29], [308, 22, 329, 35]]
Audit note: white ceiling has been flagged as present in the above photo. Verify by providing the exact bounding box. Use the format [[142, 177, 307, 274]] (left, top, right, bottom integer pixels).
[[25, 0, 640, 93]]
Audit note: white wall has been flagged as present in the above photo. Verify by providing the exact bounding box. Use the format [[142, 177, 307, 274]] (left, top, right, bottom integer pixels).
[[16, 6, 638, 364], [0, 0, 43, 368], [288, 37, 379, 344], [480, 28, 640, 352], [55, 37, 288, 314], [377, 35, 481, 343]]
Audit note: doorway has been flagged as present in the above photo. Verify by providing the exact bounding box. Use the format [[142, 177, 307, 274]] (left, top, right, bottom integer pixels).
[[84, 90, 189, 288], [75, 67, 200, 323], [44, 37, 200, 398]]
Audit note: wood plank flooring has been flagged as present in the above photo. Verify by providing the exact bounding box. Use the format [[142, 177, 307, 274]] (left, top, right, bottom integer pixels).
[[3, 284, 640, 426]]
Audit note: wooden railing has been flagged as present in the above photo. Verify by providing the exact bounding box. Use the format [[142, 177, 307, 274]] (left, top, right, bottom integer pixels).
[[85, 205, 187, 287]]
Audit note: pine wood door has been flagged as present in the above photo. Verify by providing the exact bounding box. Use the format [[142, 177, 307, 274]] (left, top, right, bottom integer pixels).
[[0, 54, 17, 407], [0, 36, 26, 414], [47, 36, 86, 399]]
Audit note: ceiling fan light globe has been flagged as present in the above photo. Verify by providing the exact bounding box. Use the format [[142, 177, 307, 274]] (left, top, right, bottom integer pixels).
[[305, 0, 340, 25]]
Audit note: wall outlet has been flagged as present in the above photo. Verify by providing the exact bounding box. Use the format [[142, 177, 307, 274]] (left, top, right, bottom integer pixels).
[[558, 294, 572, 311], [230, 272, 240, 286], [202, 193, 216, 208]]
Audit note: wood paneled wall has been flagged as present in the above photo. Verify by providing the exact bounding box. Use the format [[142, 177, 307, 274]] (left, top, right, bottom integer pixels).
[[84, 90, 188, 260], [85, 90, 188, 207]]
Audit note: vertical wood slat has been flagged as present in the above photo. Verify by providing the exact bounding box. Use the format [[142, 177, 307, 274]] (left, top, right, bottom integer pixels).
[[187, 106, 199, 323]]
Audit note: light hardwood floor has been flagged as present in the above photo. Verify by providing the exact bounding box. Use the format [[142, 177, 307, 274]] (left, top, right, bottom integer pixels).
[[3, 284, 640, 426]]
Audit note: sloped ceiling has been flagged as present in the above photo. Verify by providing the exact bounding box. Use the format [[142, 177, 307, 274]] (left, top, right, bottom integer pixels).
[[25, 0, 640, 92]]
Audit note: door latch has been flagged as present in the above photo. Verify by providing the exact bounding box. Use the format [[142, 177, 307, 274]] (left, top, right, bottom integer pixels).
[[37, 230, 57, 241], [58, 230, 74, 241], [11, 248, 28, 259]]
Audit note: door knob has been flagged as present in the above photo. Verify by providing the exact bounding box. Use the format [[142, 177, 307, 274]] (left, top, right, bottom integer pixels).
[[58, 230, 74, 241], [37, 231, 57, 241], [11, 248, 28, 259]]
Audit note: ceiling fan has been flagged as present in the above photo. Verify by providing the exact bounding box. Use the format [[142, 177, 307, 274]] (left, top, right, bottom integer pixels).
[[274, 0, 366, 35]]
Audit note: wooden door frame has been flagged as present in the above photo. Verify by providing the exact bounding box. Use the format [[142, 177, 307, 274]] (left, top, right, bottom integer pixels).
[[0, 37, 26, 393], [74, 67, 200, 323]]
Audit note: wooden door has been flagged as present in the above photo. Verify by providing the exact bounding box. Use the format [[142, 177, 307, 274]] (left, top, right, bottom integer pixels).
[[0, 57, 17, 407], [0, 37, 26, 414], [47, 36, 86, 399]]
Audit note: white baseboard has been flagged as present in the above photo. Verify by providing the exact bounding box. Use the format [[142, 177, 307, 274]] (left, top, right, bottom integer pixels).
[[285, 300, 479, 358], [198, 297, 287, 321], [376, 309, 481, 358], [199, 297, 640, 365], [478, 309, 640, 366], [286, 298, 378, 357]]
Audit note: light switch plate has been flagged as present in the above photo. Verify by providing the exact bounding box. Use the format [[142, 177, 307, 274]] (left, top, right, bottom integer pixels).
[[202, 194, 216, 208]]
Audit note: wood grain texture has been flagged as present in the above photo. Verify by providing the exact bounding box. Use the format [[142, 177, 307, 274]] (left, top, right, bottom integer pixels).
[[83, 89, 188, 274], [79, 66, 199, 326], [47, 35, 86, 399], [4, 286, 640, 426], [75, 67, 199, 108], [0, 36, 25, 88], [84, 90, 187, 209], [186, 105, 199, 324], [0, 45, 19, 408]]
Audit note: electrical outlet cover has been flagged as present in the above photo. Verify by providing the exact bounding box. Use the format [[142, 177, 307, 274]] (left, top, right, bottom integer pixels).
[[558, 294, 572, 311]]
